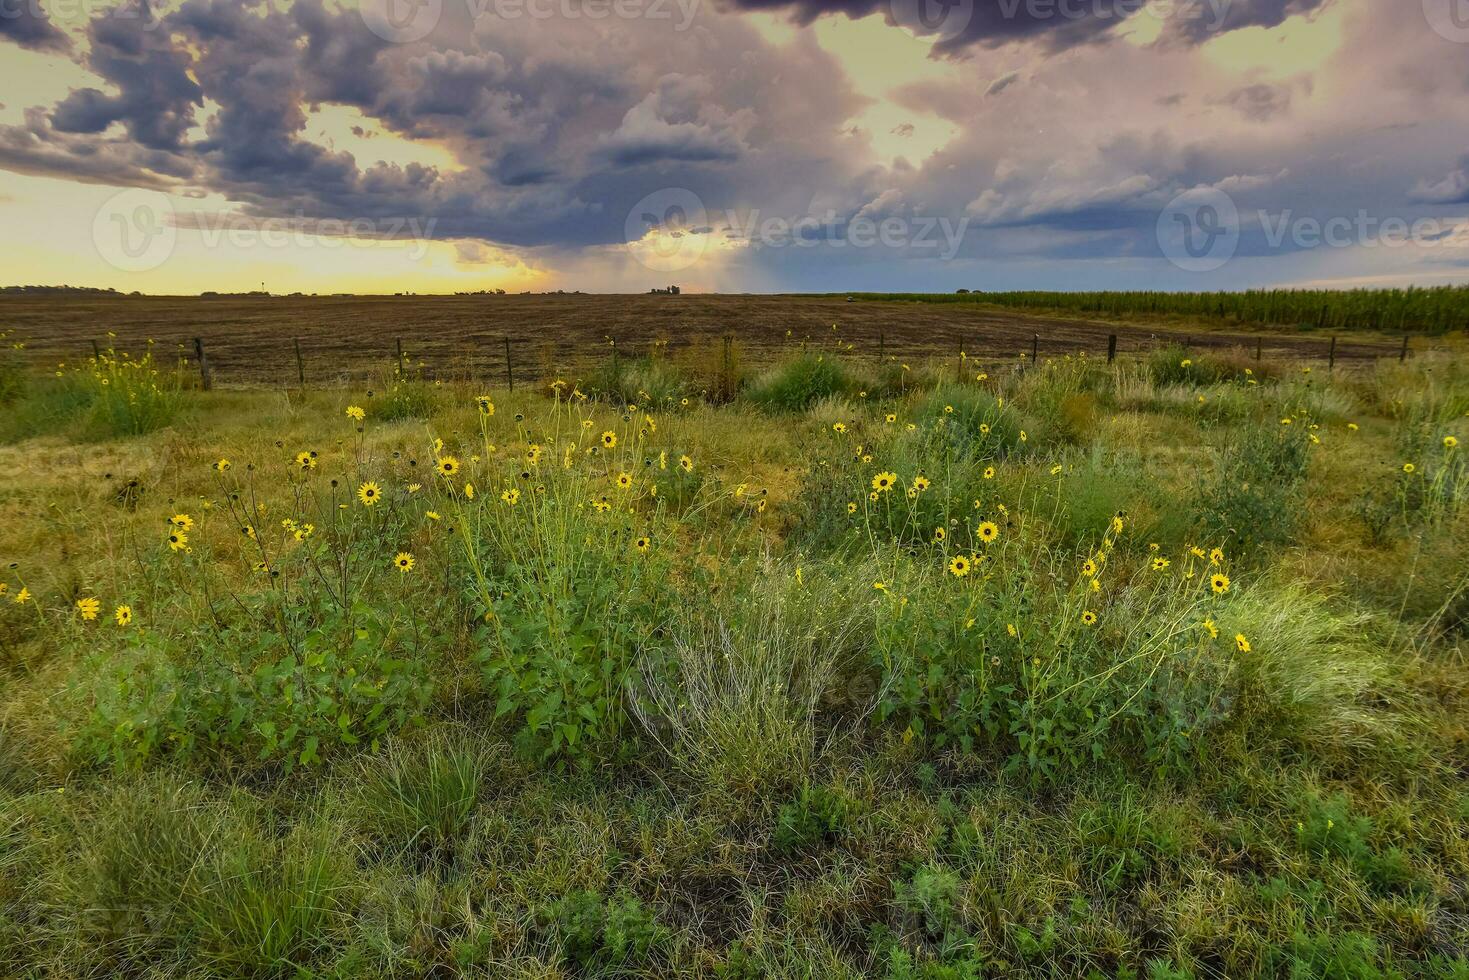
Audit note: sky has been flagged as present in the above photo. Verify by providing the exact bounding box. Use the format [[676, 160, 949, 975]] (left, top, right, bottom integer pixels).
[[1, 0, 1468, 295]]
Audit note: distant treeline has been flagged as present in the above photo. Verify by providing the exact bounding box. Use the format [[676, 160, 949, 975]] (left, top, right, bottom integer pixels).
[[851, 286, 1469, 334], [1, 285, 130, 296]]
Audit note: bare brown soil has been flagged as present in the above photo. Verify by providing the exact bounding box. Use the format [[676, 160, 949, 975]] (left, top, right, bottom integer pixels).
[[1, 293, 1402, 386]]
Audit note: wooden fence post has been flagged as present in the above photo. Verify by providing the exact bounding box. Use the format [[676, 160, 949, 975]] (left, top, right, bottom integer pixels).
[[1255, 337, 1262, 361], [722, 334, 733, 403], [1031, 334, 1039, 368], [193, 337, 212, 391], [1328, 336, 1336, 373], [1400, 335, 1409, 363], [90, 339, 101, 359], [1107, 334, 1117, 364], [878, 331, 885, 361], [294, 338, 305, 386], [396, 338, 405, 377], [504, 336, 514, 391]]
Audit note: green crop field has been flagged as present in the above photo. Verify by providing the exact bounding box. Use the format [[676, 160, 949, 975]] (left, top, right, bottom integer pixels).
[[1, 324, 1467, 979], [853, 286, 1469, 335]]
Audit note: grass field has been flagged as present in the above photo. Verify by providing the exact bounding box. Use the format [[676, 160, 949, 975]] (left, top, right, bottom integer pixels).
[[0, 294, 1415, 387], [1, 321, 1467, 978]]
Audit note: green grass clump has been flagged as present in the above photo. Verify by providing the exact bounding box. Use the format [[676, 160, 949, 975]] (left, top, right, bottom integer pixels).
[[748, 353, 853, 411], [636, 561, 866, 798], [0, 331, 26, 406], [349, 727, 491, 861], [583, 351, 694, 408], [372, 373, 439, 420]]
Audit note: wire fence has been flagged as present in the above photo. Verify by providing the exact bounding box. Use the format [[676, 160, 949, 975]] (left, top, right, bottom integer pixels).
[[115, 327, 1422, 392]]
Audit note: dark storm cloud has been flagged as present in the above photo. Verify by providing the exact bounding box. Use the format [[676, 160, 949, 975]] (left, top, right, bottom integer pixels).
[[0, 0, 872, 256], [0, 0, 71, 51], [1162, 0, 1329, 45], [51, 1, 202, 150], [714, 0, 1329, 55], [714, 0, 1127, 51], [0, 0, 1457, 293], [0, 108, 184, 187]]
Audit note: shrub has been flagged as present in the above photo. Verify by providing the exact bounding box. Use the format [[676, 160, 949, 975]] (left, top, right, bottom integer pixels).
[[790, 412, 1020, 556], [914, 385, 1026, 458], [453, 465, 675, 766], [74, 599, 435, 771], [583, 351, 692, 408], [748, 354, 852, 411], [870, 522, 1232, 785], [1148, 346, 1261, 387], [1015, 356, 1111, 444], [3, 346, 184, 440], [1029, 451, 1153, 551], [1196, 419, 1313, 558]]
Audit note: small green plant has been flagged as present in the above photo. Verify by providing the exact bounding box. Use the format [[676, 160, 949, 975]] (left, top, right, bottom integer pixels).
[[75, 601, 435, 770], [773, 784, 855, 853], [892, 863, 962, 942], [539, 890, 669, 969], [372, 373, 438, 420]]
